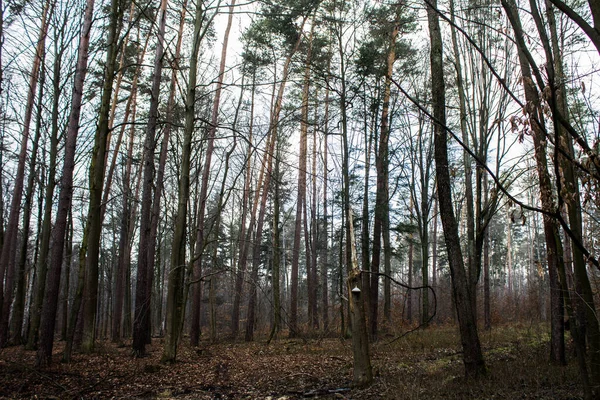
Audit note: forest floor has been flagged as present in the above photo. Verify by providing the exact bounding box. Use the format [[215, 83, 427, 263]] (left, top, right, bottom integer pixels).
[[0, 323, 583, 399]]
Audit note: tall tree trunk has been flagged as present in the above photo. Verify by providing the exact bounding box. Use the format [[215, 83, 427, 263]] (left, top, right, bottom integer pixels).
[[449, 0, 477, 318], [426, 0, 486, 378], [0, 1, 50, 347], [246, 15, 309, 342], [112, 90, 138, 344], [268, 141, 282, 343], [432, 193, 438, 292], [483, 174, 491, 331], [99, 1, 135, 226], [208, 124, 239, 342], [110, 28, 148, 343], [132, 0, 169, 357], [506, 207, 513, 298], [543, 1, 566, 365], [11, 56, 46, 345], [61, 213, 73, 341], [370, 20, 399, 341], [80, 0, 124, 353], [25, 16, 66, 348], [310, 92, 319, 330], [503, 0, 590, 385], [231, 71, 255, 339], [407, 230, 413, 323], [36, 0, 95, 367], [361, 86, 375, 329], [290, 23, 313, 337], [161, 0, 205, 363], [189, 0, 236, 347], [321, 67, 330, 331], [337, 18, 372, 383], [147, 0, 187, 343], [541, 0, 600, 390]]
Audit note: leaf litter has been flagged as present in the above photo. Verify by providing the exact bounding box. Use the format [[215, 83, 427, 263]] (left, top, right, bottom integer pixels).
[[0, 324, 584, 399]]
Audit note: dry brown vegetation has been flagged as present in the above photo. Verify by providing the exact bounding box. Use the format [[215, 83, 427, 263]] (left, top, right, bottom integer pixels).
[[0, 323, 581, 399]]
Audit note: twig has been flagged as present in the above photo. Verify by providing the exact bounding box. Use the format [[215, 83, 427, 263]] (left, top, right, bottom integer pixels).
[[360, 270, 437, 345]]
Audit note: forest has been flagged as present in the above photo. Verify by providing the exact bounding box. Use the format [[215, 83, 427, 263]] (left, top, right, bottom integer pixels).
[[0, 0, 599, 397]]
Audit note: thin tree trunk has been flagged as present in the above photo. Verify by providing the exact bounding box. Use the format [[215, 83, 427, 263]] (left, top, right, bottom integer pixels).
[[61, 212, 73, 341], [0, 1, 50, 347], [427, 0, 486, 378], [321, 66, 330, 331], [80, 0, 124, 353], [26, 15, 66, 348], [231, 71, 255, 339], [449, 0, 477, 320], [110, 29, 148, 342], [99, 1, 135, 225], [148, 0, 187, 343], [268, 141, 282, 344], [432, 193, 438, 292], [407, 231, 413, 323], [246, 15, 309, 342], [337, 16, 372, 382], [132, 0, 169, 357], [290, 24, 313, 337], [310, 91, 319, 330], [161, 0, 206, 363], [483, 174, 491, 331], [370, 20, 398, 341], [37, 0, 95, 367], [112, 94, 138, 344], [544, 0, 568, 366], [506, 207, 513, 298], [11, 50, 47, 346], [190, 0, 236, 347], [361, 87, 374, 329]]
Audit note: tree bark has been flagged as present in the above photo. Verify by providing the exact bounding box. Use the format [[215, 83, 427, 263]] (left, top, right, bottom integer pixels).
[[268, 141, 282, 343], [37, 0, 95, 366], [321, 65, 330, 331], [11, 56, 46, 345], [190, 0, 236, 347], [147, 0, 187, 343], [80, 0, 124, 353], [231, 71, 255, 339], [370, 19, 399, 341], [162, 0, 204, 364], [427, 0, 486, 378], [0, 0, 50, 347], [290, 24, 313, 337], [337, 15, 372, 381], [502, 0, 574, 371], [449, 0, 477, 319], [246, 15, 309, 342], [133, 0, 169, 357], [310, 90, 319, 330]]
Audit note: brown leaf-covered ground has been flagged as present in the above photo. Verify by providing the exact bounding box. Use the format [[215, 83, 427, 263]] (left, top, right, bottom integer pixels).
[[0, 324, 583, 399]]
